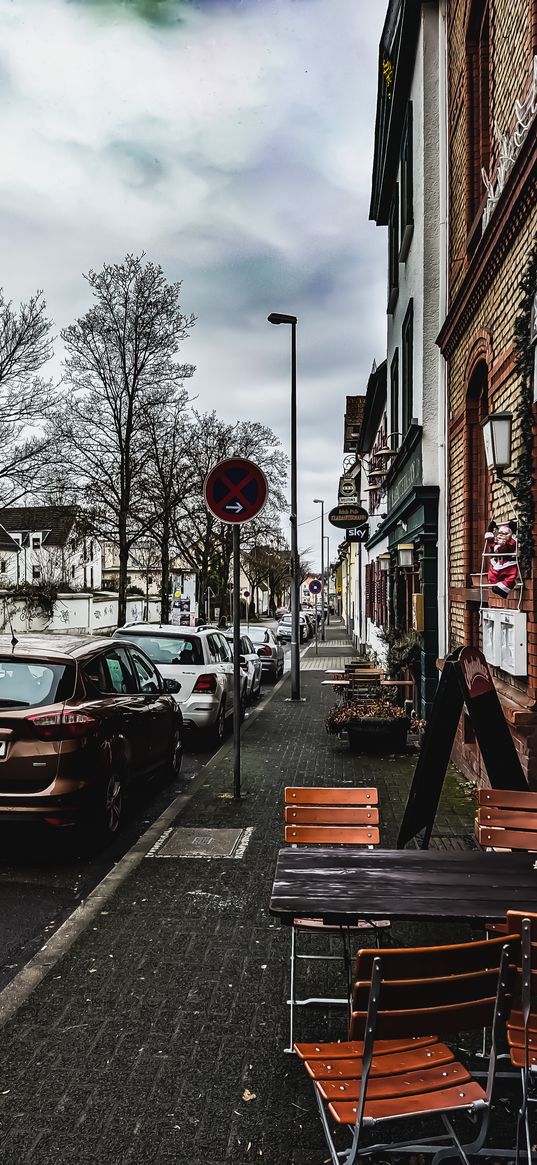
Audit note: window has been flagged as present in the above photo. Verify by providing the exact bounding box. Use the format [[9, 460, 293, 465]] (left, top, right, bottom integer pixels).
[[84, 647, 136, 696], [0, 660, 74, 708], [466, 0, 490, 240], [0, 561, 6, 574], [217, 635, 232, 662], [32, 566, 41, 581], [400, 102, 413, 260], [71, 565, 76, 579], [465, 360, 489, 586], [401, 300, 414, 435], [128, 649, 160, 694], [390, 350, 399, 450], [117, 632, 204, 666], [31, 536, 41, 550], [387, 185, 399, 313]]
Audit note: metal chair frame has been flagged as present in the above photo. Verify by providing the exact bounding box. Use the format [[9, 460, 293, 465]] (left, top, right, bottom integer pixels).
[[296, 938, 516, 1165]]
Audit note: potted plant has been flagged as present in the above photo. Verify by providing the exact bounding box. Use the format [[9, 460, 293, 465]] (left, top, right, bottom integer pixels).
[[325, 699, 411, 755]]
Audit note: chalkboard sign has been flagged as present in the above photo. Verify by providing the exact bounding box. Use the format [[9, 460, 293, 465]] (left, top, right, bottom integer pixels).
[[398, 645, 527, 849]]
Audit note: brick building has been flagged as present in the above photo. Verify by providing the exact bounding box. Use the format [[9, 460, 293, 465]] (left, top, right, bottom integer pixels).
[[438, 0, 537, 782]]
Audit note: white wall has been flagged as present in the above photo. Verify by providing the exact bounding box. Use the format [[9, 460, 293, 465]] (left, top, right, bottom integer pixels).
[[0, 592, 161, 635]]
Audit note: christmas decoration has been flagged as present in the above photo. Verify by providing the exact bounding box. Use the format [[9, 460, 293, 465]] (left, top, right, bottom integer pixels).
[[485, 519, 518, 597]]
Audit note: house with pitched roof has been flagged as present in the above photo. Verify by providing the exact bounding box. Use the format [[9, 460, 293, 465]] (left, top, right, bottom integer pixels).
[[0, 506, 102, 590]]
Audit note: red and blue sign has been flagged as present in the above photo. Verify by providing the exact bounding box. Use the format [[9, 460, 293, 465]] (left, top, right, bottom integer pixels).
[[204, 457, 268, 525]]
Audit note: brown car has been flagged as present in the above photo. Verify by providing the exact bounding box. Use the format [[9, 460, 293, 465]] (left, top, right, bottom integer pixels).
[[0, 634, 183, 836]]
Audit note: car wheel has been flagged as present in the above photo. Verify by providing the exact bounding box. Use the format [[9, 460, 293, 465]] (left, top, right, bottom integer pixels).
[[88, 769, 123, 842], [171, 729, 183, 780], [278, 659, 284, 678], [211, 701, 226, 746]]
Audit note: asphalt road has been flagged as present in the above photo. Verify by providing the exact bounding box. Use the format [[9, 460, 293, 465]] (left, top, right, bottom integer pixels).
[[0, 631, 291, 993]]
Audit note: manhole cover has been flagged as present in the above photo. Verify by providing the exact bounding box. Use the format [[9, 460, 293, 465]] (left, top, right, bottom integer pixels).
[[147, 826, 253, 859]]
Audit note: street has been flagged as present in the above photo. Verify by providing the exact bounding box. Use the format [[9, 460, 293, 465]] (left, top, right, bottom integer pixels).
[[0, 630, 291, 995]]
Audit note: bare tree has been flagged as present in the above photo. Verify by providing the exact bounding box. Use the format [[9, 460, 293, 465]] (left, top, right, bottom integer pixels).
[[172, 412, 287, 618], [0, 289, 54, 505], [53, 254, 195, 624], [138, 395, 192, 623]]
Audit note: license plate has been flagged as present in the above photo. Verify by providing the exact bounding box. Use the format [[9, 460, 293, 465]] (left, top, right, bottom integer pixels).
[[0, 742, 7, 758]]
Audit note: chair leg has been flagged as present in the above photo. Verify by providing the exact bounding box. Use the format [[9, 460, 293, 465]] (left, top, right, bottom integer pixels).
[[285, 925, 297, 1054]]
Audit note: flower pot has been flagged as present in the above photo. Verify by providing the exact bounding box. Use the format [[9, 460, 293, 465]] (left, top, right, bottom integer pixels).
[[347, 716, 410, 755]]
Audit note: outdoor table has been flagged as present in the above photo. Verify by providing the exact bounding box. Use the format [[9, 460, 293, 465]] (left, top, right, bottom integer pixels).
[[269, 847, 537, 925], [321, 679, 350, 688]]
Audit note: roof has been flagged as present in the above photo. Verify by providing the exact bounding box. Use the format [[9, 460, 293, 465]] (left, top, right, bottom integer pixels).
[[0, 524, 21, 553], [0, 634, 116, 661], [357, 361, 388, 454], [0, 506, 79, 547], [369, 0, 422, 224], [343, 396, 366, 453]]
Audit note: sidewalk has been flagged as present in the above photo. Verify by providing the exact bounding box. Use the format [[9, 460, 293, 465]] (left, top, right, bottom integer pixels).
[[0, 625, 477, 1165]]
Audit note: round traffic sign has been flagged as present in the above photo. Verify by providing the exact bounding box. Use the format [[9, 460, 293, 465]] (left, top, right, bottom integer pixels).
[[204, 457, 268, 524], [309, 579, 323, 595]]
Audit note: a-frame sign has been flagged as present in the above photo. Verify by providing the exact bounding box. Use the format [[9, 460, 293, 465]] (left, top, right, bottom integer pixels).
[[398, 645, 527, 849]]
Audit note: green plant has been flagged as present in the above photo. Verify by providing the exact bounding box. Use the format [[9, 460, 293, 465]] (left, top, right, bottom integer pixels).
[[5, 581, 58, 623], [378, 626, 421, 676]]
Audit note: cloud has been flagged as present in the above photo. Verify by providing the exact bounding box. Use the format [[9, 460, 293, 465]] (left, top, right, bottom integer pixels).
[[0, 0, 386, 562]]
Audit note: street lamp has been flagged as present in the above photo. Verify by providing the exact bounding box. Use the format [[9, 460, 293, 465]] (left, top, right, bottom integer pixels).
[[324, 535, 330, 625], [313, 498, 325, 641], [268, 312, 300, 700], [481, 412, 518, 497]]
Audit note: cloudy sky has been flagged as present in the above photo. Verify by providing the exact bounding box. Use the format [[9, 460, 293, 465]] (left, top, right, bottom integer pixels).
[[0, 0, 386, 569]]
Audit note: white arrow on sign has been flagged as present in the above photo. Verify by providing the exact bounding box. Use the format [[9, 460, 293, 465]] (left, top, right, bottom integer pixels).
[[225, 501, 244, 513]]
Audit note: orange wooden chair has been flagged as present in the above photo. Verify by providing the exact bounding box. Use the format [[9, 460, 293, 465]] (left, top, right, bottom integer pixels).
[[476, 788, 537, 853], [505, 911, 537, 1164], [295, 932, 518, 1165], [283, 787, 389, 1052]]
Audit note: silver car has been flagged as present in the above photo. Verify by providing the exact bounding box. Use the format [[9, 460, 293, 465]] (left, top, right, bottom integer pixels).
[[240, 625, 284, 682]]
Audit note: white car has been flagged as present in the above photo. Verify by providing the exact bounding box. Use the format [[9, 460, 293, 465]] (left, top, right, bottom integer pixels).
[[113, 624, 246, 745], [277, 613, 308, 643], [224, 632, 262, 702]]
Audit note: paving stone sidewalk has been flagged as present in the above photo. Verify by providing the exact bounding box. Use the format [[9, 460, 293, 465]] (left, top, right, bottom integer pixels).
[[0, 626, 481, 1165]]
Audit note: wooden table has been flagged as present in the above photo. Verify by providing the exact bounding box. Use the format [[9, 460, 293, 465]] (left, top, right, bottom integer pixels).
[[269, 847, 537, 925]]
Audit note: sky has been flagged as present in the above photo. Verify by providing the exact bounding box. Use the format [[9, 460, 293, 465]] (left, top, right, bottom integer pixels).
[[0, 0, 387, 570]]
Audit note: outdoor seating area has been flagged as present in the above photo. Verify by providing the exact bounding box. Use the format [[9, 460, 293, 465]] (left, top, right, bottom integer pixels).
[[270, 771, 537, 1160]]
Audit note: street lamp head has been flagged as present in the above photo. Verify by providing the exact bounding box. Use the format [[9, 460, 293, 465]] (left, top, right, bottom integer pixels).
[[267, 312, 297, 325], [313, 498, 324, 504]]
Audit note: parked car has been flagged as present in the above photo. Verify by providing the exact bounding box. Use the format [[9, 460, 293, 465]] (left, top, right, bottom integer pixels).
[[241, 625, 284, 682], [302, 611, 316, 639], [0, 634, 183, 837], [277, 613, 308, 644], [113, 624, 246, 744], [224, 633, 262, 702], [275, 606, 289, 619]]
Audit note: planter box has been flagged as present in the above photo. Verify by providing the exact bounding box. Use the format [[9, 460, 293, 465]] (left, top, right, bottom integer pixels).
[[347, 717, 410, 755]]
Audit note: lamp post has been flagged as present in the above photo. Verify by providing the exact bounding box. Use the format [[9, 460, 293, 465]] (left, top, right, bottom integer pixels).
[[268, 312, 300, 700], [324, 535, 330, 625], [313, 498, 325, 641]]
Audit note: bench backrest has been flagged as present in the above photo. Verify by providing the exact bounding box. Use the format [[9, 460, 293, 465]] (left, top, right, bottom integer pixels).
[[476, 787, 537, 851]]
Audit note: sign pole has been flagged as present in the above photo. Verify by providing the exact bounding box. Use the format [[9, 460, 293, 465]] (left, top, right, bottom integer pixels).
[[233, 524, 241, 799], [314, 594, 318, 655]]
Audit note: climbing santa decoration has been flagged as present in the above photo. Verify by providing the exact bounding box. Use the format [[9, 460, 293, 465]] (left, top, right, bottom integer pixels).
[[484, 519, 518, 598]]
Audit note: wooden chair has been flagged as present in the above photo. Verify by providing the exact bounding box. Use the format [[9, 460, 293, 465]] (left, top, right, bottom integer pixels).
[[283, 787, 388, 1053], [295, 932, 518, 1165], [476, 788, 537, 852], [505, 911, 537, 1164]]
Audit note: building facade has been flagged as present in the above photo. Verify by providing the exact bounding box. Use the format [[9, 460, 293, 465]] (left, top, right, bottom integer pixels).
[[365, 0, 447, 714], [0, 507, 102, 590], [438, 0, 537, 783]]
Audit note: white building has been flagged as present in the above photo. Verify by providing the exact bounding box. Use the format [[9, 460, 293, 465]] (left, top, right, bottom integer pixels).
[[0, 507, 102, 590]]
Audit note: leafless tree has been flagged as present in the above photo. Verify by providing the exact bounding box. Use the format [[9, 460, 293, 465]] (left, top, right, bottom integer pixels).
[[53, 254, 195, 624], [0, 289, 54, 505], [137, 395, 192, 622]]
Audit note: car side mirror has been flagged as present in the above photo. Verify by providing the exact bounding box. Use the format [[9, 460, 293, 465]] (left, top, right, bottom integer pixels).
[[164, 677, 181, 694]]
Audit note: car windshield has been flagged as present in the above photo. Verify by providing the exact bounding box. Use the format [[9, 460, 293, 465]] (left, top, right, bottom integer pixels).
[[117, 632, 204, 666], [0, 659, 74, 709], [243, 627, 269, 644], [280, 616, 292, 624]]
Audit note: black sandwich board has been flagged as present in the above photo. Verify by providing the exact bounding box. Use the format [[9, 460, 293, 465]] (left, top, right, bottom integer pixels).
[[397, 645, 527, 849]]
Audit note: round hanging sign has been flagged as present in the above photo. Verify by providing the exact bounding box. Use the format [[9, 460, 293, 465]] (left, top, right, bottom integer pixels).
[[328, 503, 369, 530], [308, 579, 323, 595]]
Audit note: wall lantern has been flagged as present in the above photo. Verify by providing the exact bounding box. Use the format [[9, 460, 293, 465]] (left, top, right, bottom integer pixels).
[[397, 543, 414, 568], [378, 552, 391, 572], [481, 412, 517, 496]]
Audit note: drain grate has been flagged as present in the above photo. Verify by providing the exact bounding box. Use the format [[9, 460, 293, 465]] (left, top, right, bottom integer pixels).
[[146, 826, 253, 859]]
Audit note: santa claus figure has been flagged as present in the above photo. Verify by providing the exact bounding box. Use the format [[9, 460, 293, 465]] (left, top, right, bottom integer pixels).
[[485, 519, 518, 598]]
